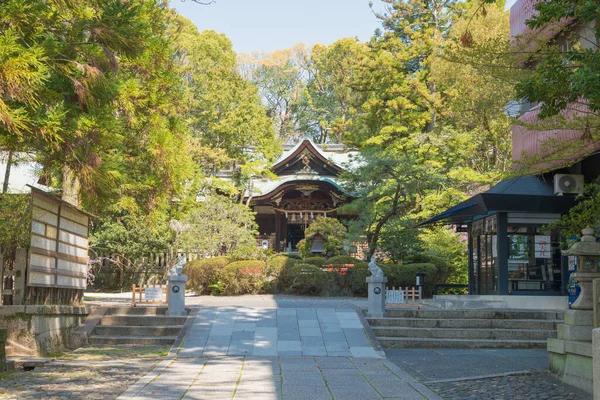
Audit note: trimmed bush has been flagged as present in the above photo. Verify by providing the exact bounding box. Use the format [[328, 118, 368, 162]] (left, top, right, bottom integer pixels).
[[278, 264, 329, 295], [302, 256, 327, 267], [220, 260, 266, 295], [345, 263, 370, 296], [326, 255, 363, 266], [382, 263, 438, 297], [185, 256, 230, 295], [266, 255, 299, 279]]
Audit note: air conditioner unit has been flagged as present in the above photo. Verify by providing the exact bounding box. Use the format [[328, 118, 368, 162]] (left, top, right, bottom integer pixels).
[[554, 174, 584, 195]]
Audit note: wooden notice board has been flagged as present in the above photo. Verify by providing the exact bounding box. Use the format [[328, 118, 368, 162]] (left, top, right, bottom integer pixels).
[[27, 188, 90, 290]]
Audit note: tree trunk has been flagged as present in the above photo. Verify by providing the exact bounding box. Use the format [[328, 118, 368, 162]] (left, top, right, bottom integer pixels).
[[2, 151, 13, 194], [61, 165, 81, 207]]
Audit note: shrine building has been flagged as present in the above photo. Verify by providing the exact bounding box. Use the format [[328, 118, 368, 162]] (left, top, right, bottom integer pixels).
[[247, 139, 357, 253]]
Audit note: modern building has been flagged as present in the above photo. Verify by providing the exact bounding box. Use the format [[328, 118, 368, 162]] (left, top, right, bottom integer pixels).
[[418, 0, 599, 304], [245, 139, 357, 252]]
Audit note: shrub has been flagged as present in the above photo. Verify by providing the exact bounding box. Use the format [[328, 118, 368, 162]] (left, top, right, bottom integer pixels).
[[382, 263, 438, 297], [326, 255, 363, 266], [278, 264, 329, 295], [185, 256, 230, 294], [220, 260, 266, 295], [266, 254, 299, 279], [302, 256, 327, 267], [345, 263, 370, 296]]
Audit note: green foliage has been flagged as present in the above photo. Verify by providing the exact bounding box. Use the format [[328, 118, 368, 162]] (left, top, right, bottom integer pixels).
[[220, 260, 266, 295], [265, 254, 298, 279], [345, 263, 370, 296], [0, 194, 29, 255], [301, 257, 327, 267], [325, 255, 363, 266], [382, 263, 439, 297], [176, 195, 258, 258], [417, 227, 467, 284], [278, 264, 329, 295], [297, 217, 347, 258], [549, 179, 600, 242], [185, 256, 230, 295], [379, 220, 424, 264]]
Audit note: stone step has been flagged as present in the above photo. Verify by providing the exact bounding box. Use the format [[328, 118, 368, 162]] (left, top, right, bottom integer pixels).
[[384, 309, 564, 320], [99, 315, 186, 326], [378, 337, 548, 349], [92, 325, 183, 337], [88, 335, 177, 345], [372, 326, 556, 341], [367, 317, 562, 330], [105, 307, 169, 316]]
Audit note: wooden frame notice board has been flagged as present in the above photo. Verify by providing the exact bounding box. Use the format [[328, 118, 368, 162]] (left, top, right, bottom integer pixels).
[[27, 188, 90, 290]]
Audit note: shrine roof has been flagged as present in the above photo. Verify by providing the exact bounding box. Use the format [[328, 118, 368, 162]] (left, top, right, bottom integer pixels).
[[272, 139, 358, 176], [250, 175, 345, 199]]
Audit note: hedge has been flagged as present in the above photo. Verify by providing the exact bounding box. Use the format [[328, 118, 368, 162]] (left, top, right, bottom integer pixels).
[[185, 256, 230, 295], [325, 255, 364, 266], [266, 255, 299, 279], [301, 256, 327, 267], [382, 263, 439, 297], [278, 264, 329, 295], [220, 260, 267, 295]]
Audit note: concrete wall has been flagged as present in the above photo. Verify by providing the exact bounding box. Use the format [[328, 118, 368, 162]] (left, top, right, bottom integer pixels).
[[0, 305, 89, 356]]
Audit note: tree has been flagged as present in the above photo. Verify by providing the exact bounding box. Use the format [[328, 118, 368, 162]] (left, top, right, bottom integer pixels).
[[296, 217, 347, 257], [238, 45, 308, 142], [297, 39, 369, 144], [176, 195, 259, 259]]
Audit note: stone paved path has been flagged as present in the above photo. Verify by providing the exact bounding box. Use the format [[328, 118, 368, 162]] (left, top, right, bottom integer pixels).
[[118, 356, 438, 400], [178, 307, 383, 358]]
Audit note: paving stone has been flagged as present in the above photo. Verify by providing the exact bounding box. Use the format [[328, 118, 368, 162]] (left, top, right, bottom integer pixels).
[[314, 357, 355, 369], [282, 384, 331, 399], [299, 327, 322, 336], [350, 346, 379, 358], [231, 330, 254, 340], [233, 322, 256, 332], [278, 340, 301, 352]]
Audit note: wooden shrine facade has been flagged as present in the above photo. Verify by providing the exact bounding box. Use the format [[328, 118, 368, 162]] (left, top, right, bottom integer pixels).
[[248, 140, 355, 252]]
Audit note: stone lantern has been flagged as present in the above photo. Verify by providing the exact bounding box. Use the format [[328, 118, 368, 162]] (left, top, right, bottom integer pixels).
[[563, 228, 600, 310]]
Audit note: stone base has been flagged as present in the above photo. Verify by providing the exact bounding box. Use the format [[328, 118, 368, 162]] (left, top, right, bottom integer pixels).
[[548, 310, 595, 395]]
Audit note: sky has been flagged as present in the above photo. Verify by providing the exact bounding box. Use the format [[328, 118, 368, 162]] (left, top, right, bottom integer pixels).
[[173, 0, 519, 55], [171, 0, 385, 54]]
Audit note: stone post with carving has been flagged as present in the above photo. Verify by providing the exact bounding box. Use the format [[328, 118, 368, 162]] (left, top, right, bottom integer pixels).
[[366, 257, 387, 318], [167, 256, 188, 317]]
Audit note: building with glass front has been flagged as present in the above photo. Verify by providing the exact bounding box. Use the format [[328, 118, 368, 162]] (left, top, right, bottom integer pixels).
[[417, 176, 577, 296]]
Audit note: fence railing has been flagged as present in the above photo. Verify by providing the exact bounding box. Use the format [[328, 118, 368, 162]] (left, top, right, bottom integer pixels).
[[87, 250, 201, 291]]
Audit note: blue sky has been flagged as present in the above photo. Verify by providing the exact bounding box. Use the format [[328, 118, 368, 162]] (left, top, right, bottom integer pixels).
[[171, 0, 384, 54], [172, 0, 518, 55]]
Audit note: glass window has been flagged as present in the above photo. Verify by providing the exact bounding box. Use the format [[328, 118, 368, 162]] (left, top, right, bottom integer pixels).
[[508, 226, 561, 293]]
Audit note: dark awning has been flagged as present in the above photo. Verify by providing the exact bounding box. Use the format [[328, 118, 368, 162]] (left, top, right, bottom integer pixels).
[[415, 176, 578, 227]]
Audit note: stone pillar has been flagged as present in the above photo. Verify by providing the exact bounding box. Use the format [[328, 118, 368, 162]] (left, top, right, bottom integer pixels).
[[168, 273, 187, 317], [13, 248, 27, 305], [594, 328, 600, 400], [594, 278, 600, 329], [366, 276, 388, 318], [0, 328, 6, 373]]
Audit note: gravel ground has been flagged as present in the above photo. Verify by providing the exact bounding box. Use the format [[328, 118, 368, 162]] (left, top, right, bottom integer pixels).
[[428, 371, 593, 400], [0, 345, 169, 400]]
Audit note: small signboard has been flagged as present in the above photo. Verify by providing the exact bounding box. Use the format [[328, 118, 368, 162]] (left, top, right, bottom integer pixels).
[[534, 235, 552, 259], [144, 287, 163, 301], [386, 289, 404, 304]]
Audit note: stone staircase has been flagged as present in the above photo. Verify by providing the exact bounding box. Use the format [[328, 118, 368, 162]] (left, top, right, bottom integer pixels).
[[88, 307, 187, 346], [368, 309, 565, 349]]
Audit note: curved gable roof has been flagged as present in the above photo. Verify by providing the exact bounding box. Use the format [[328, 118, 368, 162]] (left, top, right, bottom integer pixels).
[[272, 139, 344, 176]]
